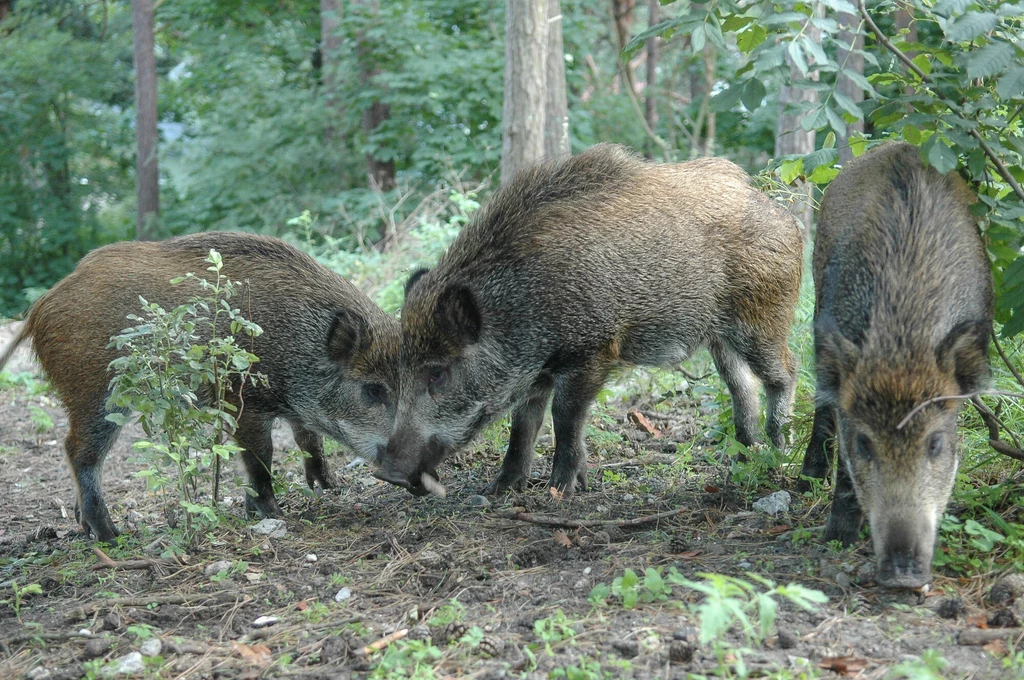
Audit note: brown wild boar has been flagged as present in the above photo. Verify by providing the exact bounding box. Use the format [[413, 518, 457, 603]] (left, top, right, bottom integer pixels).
[[0, 232, 400, 543], [374, 144, 804, 497], [798, 142, 993, 588]]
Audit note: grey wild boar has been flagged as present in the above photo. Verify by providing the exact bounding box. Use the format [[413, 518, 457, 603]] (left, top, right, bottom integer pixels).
[[375, 144, 803, 497], [798, 142, 993, 588], [0, 232, 400, 542]]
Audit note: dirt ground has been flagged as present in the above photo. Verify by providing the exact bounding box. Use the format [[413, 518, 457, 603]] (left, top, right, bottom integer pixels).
[[0, 322, 1019, 680]]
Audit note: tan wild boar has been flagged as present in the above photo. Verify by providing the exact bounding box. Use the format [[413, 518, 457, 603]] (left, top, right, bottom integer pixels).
[[799, 142, 993, 588], [0, 232, 400, 543], [374, 144, 804, 497]]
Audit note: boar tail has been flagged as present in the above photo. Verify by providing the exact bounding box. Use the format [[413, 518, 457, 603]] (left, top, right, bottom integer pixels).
[[0, 310, 34, 372]]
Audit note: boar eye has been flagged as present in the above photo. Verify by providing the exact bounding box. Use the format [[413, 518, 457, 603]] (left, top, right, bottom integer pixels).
[[363, 383, 388, 406], [926, 432, 944, 459], [426, 367, 448, 394], [853, 433, 874, 462]]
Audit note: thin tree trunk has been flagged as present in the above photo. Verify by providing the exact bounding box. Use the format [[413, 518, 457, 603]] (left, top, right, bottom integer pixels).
[[644, 0, 658, 159], [501, 0, 548, 185], [320, 0, 343, 143], [701, 43, 715, 156], [835, 11, 864, 163], [132, 0, 159, 240], [355, 0, 395, 191], [544, 0, 570, 160], [775, 6, 822, 231], [610, 0, 637, 93], [0, 1, 11, 22]]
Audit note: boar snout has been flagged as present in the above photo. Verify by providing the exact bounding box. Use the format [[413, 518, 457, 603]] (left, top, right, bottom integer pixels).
[[875, 522, 934, 589], [375, 427, 435, 495]]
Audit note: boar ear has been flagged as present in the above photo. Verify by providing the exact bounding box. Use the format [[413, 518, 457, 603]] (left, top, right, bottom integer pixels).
[[936, 320, 991, 393], [436, 284, 481, 346], [328, 309, 369, 365], [405, 268, 430, 296], [814, 314, 860, 402]]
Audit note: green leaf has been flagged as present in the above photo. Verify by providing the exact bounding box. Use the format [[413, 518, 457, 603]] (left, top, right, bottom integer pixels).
[[710, 84, 743, 112], [842, 69, 878, 97], [825, 105, 847, 137], [966, 42, 1015, 79], [741, 78, 766, 111], [823, 131, 836, 149], [800, 106, 828, 131], [968, 147, 987, 177], [788, 40, 808, 76], [820, 0, 858, 13], [721, 15, 753, 32], [802, 147, 839, 174], [832, 90, 864, 119], [911, 53, 932, 77], [923, 136, 959, 174], [691, 24, 706, 53], [737, 24, 768, 53], [780, 159, 804, 184], [622, 17, 685, 61], [934, 0, 972, 16], [944, 12, 998, 42], [997, 66, 1024, 100]]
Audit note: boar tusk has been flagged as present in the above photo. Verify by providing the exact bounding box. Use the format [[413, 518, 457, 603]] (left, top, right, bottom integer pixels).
[[420, 473, 447, 497]]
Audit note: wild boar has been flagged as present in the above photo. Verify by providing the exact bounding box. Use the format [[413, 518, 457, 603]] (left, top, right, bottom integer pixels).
[[0, 232, 400, 542], [798, 142, 993, 588], [374, 144, 803, 497]]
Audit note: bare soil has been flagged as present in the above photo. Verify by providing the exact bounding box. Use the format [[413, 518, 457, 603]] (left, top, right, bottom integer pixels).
[[0, 324, 1017, 679]]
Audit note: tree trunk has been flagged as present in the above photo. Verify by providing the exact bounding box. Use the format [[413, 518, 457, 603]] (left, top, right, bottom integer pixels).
[[644, 0, 658, 159], [0, 1, 11, 22], [355, 0, 395, 191], [610, 0, 637, 93], [544, 0, 570, 160], [320, 0, 343, 143], [132, 0, 159, 240], [501, 0, 548, 185], [701, 43, 715, 156], [775, 7, 822, 231], [835, 11, 864, 164], [894, 5, 917, 50]]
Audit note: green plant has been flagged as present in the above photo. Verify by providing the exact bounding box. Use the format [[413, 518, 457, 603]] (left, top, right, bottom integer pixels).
[[589, 567, 674, 609], [886, 649, 949, 679], [550, 657, 611, 680], [105, 249, 265, 547], [27, 404, 53, 433], [426, 599, 465, 627], [1, 581, 42, 623], [368, 638, 442, 680], [533, 610, 578, 656]]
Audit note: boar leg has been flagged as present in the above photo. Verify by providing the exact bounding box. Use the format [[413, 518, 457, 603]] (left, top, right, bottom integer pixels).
[[709, 341, 761, 447], [66, 409, 123, 543], [798, 405, 836, 491], [235, 412, 283, 519], [290, 423, 336, 491], [483, 378, 554, 495], [549, 365, 610, 496], [823, 454, 863, 546]]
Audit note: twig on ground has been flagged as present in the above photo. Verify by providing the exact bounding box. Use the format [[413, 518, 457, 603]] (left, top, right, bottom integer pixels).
[[360, 628, 408, 656], [497, 507, 689, 529], [0, 630, 93, 654], [66, 591, 242, 621], [91, 546, 177, 573], [958, 627, 1024, 646]]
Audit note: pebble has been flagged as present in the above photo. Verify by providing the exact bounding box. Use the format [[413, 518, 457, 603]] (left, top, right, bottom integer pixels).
[[737, 560, 752, 570], [204, 560, 232, 577], [856, 562, 875, 584], [583, 567, 592, 575], [466, 495, 490, 508], [622, 494, 635, 502], [835, 572, 852, 589], [752, 491, 791, 516], [251, 518, 287, 538], [26, 668, 51, 680], [305, 554, 318, 563], [102, 611, 121, 631], [82, 638, 112, 660], [612, 639, 639, 658], [139, 638, 163, 657], [335, 587, 352, 602], [777, 630, 798, 649], [101, 652, 144, 677], [596, 505, 609, 514], [252, 616, 280, 628]]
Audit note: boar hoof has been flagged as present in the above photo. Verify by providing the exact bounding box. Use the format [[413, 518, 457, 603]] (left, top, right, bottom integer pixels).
[[245, 495, 284, 520], [304, 460, 337, 491], [822, 513, 860, 548], [482, 472, 527, 496], [548, 468, 588, 498]]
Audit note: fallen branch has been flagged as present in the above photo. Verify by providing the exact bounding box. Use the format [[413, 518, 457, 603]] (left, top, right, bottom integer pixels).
[[498, 507, 689, 529], [66, 591, 241, 621], [0, 630, 93, 654], [958, 627, 1024, 646]]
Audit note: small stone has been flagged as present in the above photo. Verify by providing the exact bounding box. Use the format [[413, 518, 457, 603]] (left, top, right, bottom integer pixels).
[[669, 640, 694, 663], [251, 518, 287, 538], [622, 494, 635, 502], [252, 616, 280, 628], [78, 629, 93, 637], [334, 587, 352, 602], [83, 637, 112, 660], [777, 630, 799, 649], [466, 495, 491, 508], [124, 510, 144, 524], [856, 562, 875, 584], [672, 627, 699, 642], [752, 491, 791, 516], [934, 597, 966, 620], [101, 652, 144, 677], [835, 573, 852, 589], [583, 567, 592, 575], [102, 611, 121, 631], [612, 640, 639, 658], [26, 667, 51, 680], [738, 560, 752, 570], [417, 550, 445, 570], [596, 505, 609, 514], [204, 560, 232, 577], [305, 554, 318, 563], [139, 638, 163, 657]]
